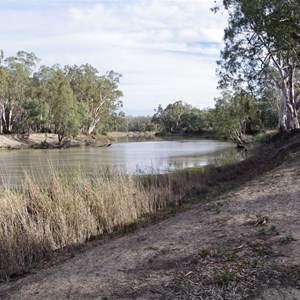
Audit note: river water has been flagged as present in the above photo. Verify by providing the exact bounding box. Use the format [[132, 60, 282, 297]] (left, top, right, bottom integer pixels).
[[0, 138, 238, 187]]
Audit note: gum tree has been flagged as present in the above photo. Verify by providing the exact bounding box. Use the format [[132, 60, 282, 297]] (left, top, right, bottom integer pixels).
[[52, 70, 80, 142], [213, 92, 259, 142], [1, 51, 39, 133], [216, 0, 300, 130], [152, 101, 193, 132], [33, 65, 80, 141], [64, 65, 123, 134], [0, 51, 8, 134]]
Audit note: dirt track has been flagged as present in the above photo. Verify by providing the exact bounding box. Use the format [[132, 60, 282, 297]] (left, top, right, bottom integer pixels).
[[0, 148, 300, 299]]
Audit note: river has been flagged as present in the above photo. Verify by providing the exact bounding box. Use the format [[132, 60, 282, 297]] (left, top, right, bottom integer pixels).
[[0, 138, 239, 187]]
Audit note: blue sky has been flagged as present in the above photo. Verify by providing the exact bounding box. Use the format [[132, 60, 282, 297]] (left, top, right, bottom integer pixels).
[[0, 0, 227, 116]]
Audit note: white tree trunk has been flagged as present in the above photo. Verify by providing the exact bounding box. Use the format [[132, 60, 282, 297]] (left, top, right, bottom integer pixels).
[[278, 66, 299, 131], [0, 105, 3, 134], [8, 109, 13, 133], [279, 81, 288, 130], [287, 66, 299, 129], [87, 116, 100, 135], [87, 124, 96, 135]]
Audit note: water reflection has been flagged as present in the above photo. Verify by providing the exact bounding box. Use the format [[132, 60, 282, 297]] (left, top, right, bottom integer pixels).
[[0, 138, 239, 187]]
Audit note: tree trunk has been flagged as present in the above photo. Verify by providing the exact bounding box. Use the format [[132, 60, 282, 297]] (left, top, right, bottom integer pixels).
[[87, 116, 100, 135], [0, 104, 3, 134], [58, 132, 64, 143], [286, 66, 299, 129], [7, 109, 13, 133], [278, 66, 299, 131], [278, 81, 287, 131]]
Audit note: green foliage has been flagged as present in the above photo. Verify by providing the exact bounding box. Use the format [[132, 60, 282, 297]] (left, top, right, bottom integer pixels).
[[256, 246, 267, 257], [252, 258, 261, 267], [181, 108, 208, 133], [0, 50, 123, 137], [216, 0, 300, 130], [152, 101, 190, 132], [17, 99, 42, 133], [218, 249, 237, 262], [0, 51, 39, 133], [65, 65, 123, 134], [254, 133, 267, 143], [152, 101, 210, 133], [213, 268, 236, 284], [123, 115, 157, 132], [212, 91, 259, 141], [52, 70, 80, 142]]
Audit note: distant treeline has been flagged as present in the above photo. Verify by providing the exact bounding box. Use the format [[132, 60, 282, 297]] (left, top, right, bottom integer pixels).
[[0, 50, 280, 143], [109, 95, 278, 142]]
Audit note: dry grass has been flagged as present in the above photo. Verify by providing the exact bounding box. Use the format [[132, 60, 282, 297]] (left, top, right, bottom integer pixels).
[[0, 166, 210, 279]]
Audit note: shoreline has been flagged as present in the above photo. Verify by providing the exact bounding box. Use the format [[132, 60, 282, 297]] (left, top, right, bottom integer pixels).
[[0, 131, 220, 150], [0, 133, 112, 150]]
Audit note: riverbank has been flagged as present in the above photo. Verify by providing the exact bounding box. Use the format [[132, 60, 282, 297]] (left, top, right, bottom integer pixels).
[[0, 132, 157, 150], [0, 131, 248, 150], [0, 133, 109, 149], [0, 130, 300, 299]]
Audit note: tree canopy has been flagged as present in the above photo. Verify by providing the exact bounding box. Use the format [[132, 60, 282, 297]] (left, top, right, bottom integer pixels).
[[216, 0, 300, 130], [0, 50, 123, 141], [152, 101, 210, 134]]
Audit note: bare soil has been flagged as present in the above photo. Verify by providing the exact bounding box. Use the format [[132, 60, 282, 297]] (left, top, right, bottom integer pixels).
[[0, 132, 154, 150], [1, 133, 300, 299], [0, 133, 110, 149]]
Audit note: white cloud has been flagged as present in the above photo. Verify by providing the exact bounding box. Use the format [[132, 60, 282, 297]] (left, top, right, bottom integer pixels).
[[0, 0, 228, 115]]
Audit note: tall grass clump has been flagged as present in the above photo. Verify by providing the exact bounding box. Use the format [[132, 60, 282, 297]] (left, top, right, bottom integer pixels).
[[0, 167, 209, 279], [0, 172, 143, 278]]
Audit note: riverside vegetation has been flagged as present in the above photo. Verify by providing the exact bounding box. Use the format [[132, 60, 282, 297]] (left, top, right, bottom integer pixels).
[[1, 165, 209, 279], [0, 130, 295, 280]]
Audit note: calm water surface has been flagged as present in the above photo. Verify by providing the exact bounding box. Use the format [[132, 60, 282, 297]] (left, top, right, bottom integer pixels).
[[0, 138, 239, 187]]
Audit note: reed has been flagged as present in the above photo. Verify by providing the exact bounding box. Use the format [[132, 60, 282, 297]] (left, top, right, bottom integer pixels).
[[0, 166, 208, 279]]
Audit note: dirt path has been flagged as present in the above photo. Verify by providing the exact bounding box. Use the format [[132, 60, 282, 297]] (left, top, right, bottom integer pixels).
[[1, 152, 300, 299]]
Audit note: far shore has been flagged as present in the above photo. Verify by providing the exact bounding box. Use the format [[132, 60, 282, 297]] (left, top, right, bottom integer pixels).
[[0, 132, 156, 150], [0, 131, 220, 150]]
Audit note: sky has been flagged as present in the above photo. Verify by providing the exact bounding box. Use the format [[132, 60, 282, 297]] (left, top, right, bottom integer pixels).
[[0, 0, 228, 116]]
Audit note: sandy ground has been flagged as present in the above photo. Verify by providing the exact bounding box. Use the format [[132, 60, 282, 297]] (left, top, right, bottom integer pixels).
[[0, 144, 299, 299], [0, 134, 64, 148], [0, 133, 109, 149], [0, 133, 154, 149]]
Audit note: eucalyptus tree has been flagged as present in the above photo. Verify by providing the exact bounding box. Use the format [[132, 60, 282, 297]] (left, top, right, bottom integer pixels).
[[1, 51, 39, 133], [256, 67, 281, 129], [213, 92, 259, 142], [216, 0, 300, 130], [52, 70, 80, 142], [32, 65, 81, 141], [152, 101, 193, 132], [17, 99, 41, 134], [123, 115, 156, 132], [64, 65, 123, 134], [0, 51, 8, 134], [32, 65, 62, 132], [181, 108, 208, 133]]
